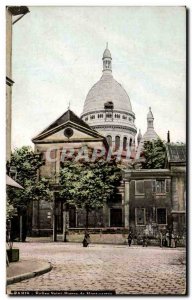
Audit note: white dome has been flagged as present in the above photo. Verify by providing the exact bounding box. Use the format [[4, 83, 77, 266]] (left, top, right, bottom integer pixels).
[[81, 46, 137, 152], [82, 73, 132, 115]]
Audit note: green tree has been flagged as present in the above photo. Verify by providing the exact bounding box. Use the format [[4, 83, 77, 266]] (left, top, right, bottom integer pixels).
[[59, 158, 121, 228], [141, 139, 166, 169], [6, 199, 17, 221], [6, 146, 52, 241]]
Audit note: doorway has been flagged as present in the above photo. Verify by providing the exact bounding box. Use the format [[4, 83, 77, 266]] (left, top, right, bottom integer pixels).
[[110, 208, 122, 227]]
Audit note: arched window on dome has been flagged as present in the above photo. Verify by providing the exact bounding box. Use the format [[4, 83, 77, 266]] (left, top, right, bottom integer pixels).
[[123, 137, 127, 151], [106, 135, 112, 147], [115, 136, 120, 150], [129, 138, 132, 148]]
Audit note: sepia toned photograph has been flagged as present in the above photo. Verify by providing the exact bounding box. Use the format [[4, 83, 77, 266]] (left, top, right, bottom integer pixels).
[[6, 6, 186, 295]]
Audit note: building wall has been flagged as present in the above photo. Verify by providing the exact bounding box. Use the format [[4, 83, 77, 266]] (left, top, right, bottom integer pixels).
[[128, 178, 172, 238], [32, 139, 186, 244], [6, 9, 13, 161], [170, 165, 186, 238], [32, 138, 109, 235]]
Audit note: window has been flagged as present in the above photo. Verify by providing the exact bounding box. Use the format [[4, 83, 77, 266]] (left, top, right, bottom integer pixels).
[[115, 114, 120, 119], [157, 208, 167, 224], [122, 115, 127, 120], [85, 117, 88, 121], [106, 113, 112, 118], [129, 138, 132, 147], [135, 208, 145, 225], [166, 179, 170, 193], [135, 180, 144, 195], [115, 136, 120, 150], [106, 135, 112, 147], [129, 117, 132, 122], [123, 137, 127, 151], [90, 115, 95, 119], [156, 180, 166, 194], [98, 114, 103, 118]]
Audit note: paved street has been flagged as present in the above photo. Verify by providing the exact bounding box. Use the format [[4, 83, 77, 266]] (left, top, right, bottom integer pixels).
[[7, 242, 186, 295]]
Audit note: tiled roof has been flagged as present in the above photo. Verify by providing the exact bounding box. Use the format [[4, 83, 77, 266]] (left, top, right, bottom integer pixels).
[[40, 109, 92, 135], [166, 143, 186, 162], [32, 109, 101, 141]]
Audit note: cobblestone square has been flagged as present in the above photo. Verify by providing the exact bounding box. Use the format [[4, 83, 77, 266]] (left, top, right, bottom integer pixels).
[[7, 242, 186, 295]]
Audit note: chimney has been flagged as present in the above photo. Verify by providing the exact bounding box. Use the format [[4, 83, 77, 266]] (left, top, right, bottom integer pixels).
[[167, 131, 170, 143]]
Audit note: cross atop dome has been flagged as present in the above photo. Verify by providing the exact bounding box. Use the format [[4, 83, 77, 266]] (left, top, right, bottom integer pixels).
[[102, 43, 112, 73]]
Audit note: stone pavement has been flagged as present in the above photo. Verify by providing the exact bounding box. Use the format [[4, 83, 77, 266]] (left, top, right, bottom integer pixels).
[[7, 260, 52, 285], [6, 242, 186, 295]]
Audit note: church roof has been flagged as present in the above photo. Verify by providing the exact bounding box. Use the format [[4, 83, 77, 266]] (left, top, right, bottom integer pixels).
[[142, 128, 159, 141], [147, 107, 154, 119], [42, 109, 91, 134], [103, 48, 112, 59], [81, 46, 133, 115], [32, 109, 102, 141], [135, 108, 159, 159], [82, 73, 132, 114], [166, 143, 186, 163]]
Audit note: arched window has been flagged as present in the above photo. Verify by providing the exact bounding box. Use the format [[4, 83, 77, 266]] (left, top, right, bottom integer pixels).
[[115, 136, 120, 150], [129, 138, 132, 147], [123, 137, 127, 151], [106, 135, 112, 147]]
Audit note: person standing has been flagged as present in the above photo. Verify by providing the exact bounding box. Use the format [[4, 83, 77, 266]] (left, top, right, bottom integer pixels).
[[142, 235, 148, 247], [128, 232, 133, 247], [165, 231, 170, 247], [175, 235, 179, 248], [171, 232, 175, 248]]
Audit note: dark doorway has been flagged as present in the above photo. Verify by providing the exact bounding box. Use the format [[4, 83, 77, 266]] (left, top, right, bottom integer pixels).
[[69, 207, 76, 228], [110, 208, 122, 227]]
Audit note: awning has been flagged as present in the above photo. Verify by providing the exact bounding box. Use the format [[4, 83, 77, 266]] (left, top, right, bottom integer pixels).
[[6, 175, 24, 189]]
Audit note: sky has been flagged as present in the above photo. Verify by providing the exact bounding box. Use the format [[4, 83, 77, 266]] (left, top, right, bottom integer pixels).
[[11, 6, 186, 149]]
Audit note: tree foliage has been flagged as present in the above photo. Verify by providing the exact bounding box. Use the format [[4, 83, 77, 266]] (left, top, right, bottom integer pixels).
[[6, 146, 52, 214], [59, 158, 122, 226], [6, 199, 17, 220], [141, 139, 166, 169]]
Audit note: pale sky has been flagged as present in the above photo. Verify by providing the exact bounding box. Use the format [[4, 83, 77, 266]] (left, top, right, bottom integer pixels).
[[12, 6, 186, 149]]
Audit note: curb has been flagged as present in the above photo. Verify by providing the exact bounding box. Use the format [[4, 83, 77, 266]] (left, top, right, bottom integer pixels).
[[7, 262, 52, 285]]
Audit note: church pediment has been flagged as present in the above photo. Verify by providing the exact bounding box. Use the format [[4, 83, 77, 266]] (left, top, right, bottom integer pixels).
[[32, 120, 104, 143]]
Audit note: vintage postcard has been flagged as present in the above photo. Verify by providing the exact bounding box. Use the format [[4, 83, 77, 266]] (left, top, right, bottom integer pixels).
[[6, 6, 186, 295]]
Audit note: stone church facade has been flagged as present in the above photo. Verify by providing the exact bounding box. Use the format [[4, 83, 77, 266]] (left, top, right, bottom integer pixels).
[[31, 46, 186, 244]]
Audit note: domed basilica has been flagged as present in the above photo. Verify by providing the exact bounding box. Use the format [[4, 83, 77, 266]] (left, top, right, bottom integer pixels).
[[81, 45, 137, 153], [31, 45, 186, 242]]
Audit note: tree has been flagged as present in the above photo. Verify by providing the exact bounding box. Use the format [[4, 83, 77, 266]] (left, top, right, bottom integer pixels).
[[6, 146, 52, 241], [141, 139, 166, 169], [6, 199, 17, 221], [59, 158, 121, 228]]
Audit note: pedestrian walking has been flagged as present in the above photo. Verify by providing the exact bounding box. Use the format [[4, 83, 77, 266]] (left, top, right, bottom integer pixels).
[[127, 232, 133, 247], [83, 231, 91, 247]]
